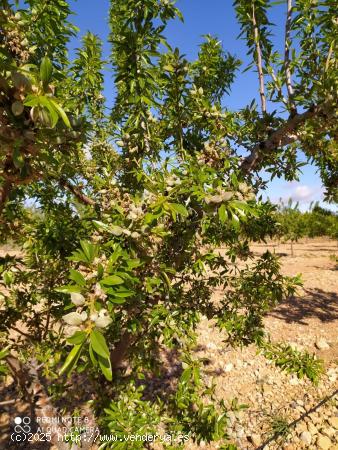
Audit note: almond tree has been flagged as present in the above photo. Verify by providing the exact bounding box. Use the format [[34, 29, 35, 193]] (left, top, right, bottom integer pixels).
[[0, 1, 336, 448]]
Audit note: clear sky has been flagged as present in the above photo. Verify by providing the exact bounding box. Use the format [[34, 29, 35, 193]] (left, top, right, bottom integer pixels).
[[67, 0, 335, 211]]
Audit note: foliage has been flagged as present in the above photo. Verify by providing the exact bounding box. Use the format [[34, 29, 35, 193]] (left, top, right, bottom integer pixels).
[[259, 339, 323, 384], [268, 413, 291, 442], [0, 0, 337, 447], [276, 199, 338, 254]]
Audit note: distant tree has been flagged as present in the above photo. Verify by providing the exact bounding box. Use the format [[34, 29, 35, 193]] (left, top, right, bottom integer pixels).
[[277, 199, 307, 255]]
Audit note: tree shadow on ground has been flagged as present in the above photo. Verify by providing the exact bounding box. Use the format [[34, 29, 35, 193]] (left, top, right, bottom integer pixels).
[[269, 289, 338, 325]]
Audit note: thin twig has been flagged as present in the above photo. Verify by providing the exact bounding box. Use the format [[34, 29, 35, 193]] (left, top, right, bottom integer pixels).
[[10, 325, 34, 340], [0, 399, 16, 407], [284, 0, 296, 113], [252, 3, 267, 114]]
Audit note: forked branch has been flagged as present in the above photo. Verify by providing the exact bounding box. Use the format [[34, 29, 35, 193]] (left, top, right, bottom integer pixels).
[[240, 101, 333, 173]]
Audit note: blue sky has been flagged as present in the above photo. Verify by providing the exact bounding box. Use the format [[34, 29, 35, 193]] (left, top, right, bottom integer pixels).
[[67, 0, 334, 211]]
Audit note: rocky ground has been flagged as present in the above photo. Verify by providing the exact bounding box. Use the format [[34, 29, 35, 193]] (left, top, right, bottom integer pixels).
[[1, 238, 337, 449], [187, 238, 338, 449]]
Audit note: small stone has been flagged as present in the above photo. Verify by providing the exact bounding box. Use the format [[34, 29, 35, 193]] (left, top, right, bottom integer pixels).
[[290, 376, 300, 386], [248, 434, 261, 446], [315, 339, 330, 350], [224, 363, 233, 372], [296, 422, 308, 433], [321, 427, 334, 438], [300, 431, 312, 445], [307, 423, 318, 435], [309, 412, 321, 424], [327, 368, 337, 383], [328, 417, 338, 429], [317, 434, 332, 450]]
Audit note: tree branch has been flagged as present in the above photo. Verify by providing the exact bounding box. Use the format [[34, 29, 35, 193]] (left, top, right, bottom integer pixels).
[[240, 102, 332, 173], [59, 178, 95, 206], [252, 3, 267, 114], [284, 0, 296, 113]]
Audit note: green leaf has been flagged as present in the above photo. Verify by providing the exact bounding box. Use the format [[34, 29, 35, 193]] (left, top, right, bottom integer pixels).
[[90, 329, 110, 359], [101, 275, 124, 286], [69, 269, 86, 287], [126, 259, 142, 269], [2, 271, 14, 285], [80, 241, 98, 263], [68, 249, 88, 263], [108, 297, 126, 304], [89, 344, 98, 366], [180, 367, 192, 384], [23, 94, 39, 107], [168, 203, 189, 218], [49, 98, 71, 128], [93, 220, 112, 233], [59, 343, 83, 376], [109, 246, 123, 264], [67, 331, 87, 345], [97, 353, 112, 381], [110, 289, 134, 298], [40, 56, 52, 85], [218, 204, 227, 223], [55, 285, 82, 294], [0, 346, 10, 360]]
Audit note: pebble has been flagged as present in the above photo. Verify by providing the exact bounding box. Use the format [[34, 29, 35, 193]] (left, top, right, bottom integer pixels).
[[300, 431, 312, 445], [289, 376, 300, 386], [248, 433, 261, 446], [307, 423, 318, 435], [328, 416, 338, 429], [224, 363, 233, 372], [315, 338, 330, 350], [296, 422, 308, 433], [327, 368, 337, 383], [317, 434, 332, 450], [321, 427, 335, 438]]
